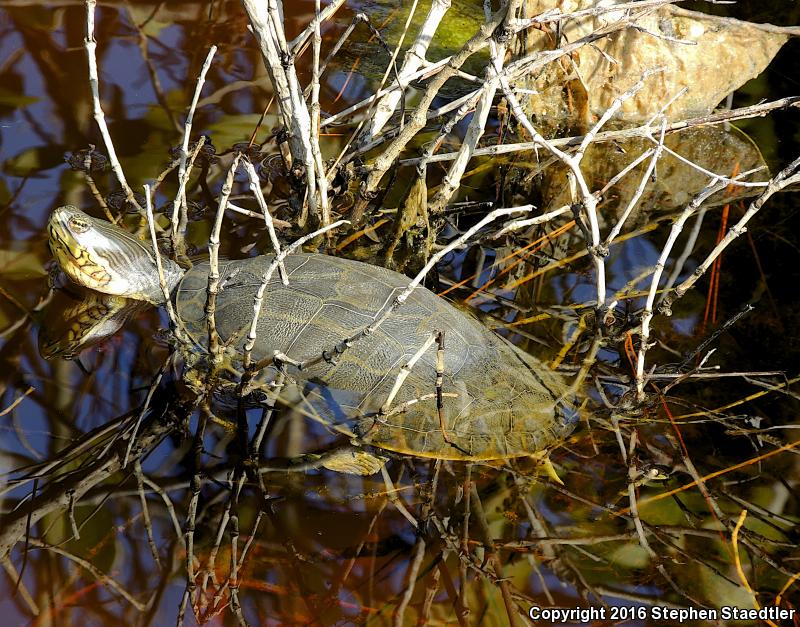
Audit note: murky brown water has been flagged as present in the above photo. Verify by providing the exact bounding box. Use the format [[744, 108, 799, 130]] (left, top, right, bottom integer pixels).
[[1, 1, 800, 625]]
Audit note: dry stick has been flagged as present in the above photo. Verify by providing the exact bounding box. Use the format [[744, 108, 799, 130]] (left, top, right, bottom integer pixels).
[[28, 539, 146, 611], [393, 460, 440, 626], [344, 7, 418, 156], [350, 3, 511, 224], [288, 0, 346, 53], [435, 331, 448, 442], [401, 96, 800, 168], [84, 0, 144, 216], [419, 566, 442, 623], [661, 155, 800, 315], [171, 45, 216, 244], [142, 184, 182, 333], [340, 78, 511, 171], [201, 473, 246, 598], [178, 410, 209, 624], [622, 448, 693, 607], [122, 358, 169, 469], [249, 373, 285, 458], [169, 133, 207, 220], [227, 201, 291, 227], [141, 475, 183, 542], [426, 4, 511, 217], [660, 206, 708, 302], [363, 0, 450, 140], [323, 0, 683, 130], [2, 559, 38, 616], [493, 205, 571, 237], [603, 118, 668, 250], [376, 87, 483, 231], [242, 0, 320, 225], [206, 153, 243, 359], [316, 13, 367, 84], [0, 416, 130, 498], [294, 206, 530, 373], [457, 467, 472, 619], [469, 483, 524, 627], [226, 480, 246, 626], [210, 505, 266, 613], [151, 156, 182, 200], [379, 465, 419, 529], [0, 420, 174, 561], [242, 220, 349, 368], [320, 55, 455, 129], [80, 164, 115, 223], [310, 0, 330, 226], [67, 492, 80, 541], [134, 460, 161, 569], [515, 482, 556, 605], [382, 392, 459, 419], [620, 431, 657, 561], [495, 78, 608, 307], [600, 149, 657, 199], [393, 527, 427, 626], [242, 160, 288, 283], [635, 178, 728, 399], [380, 332, 439, 414], [498, 68, 661, 310]]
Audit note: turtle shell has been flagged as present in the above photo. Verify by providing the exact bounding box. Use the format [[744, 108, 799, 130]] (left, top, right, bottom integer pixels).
[[176, 254, 574, 460]]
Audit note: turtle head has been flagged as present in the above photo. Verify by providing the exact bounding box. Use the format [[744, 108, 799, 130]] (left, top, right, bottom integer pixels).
[[47, 205, 183, 304]]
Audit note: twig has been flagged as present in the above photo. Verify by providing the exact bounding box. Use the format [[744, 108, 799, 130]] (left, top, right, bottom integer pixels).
[[2, 559, 38, 616], [242, 0, 321, 225], [135, 460, 162, 569], [242, 160, 287, 283], [288, 0, 346, 53], [661, 155, 800, 315], [602, 117, 668, 249], [207, 153, 243, 358], [28, 539, 146, 611], [470, 483, 524, 627], [635, 178, 727, 399], [293, 206, 530, 373], [242, 220, 349, 367], [142, 475, 183, 542], [84, 0, 143, 216], [492, 205, 571, 237], [380, 332, 438, 414], [350, 2, 512, 224], [363, 0, 451, 141], [143, 184, 182, 334], [123, 358, 168, 467], [171, 45, 216, 244], [427, 4, 510, 216], [179, 409, 209, 623], [309, 0, 330, 226], [399, 97, 800, 173]]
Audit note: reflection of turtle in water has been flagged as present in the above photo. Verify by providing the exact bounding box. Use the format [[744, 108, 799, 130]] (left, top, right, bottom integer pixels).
[[47, 205, 576, 473]]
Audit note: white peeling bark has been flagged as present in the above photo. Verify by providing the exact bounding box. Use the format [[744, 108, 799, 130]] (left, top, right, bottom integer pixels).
[[241, 0, 321, 224], [363, 0, 452, 141]]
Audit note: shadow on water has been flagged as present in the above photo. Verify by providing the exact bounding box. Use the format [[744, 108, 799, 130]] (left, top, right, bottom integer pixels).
[[1, 1, 800, 624]]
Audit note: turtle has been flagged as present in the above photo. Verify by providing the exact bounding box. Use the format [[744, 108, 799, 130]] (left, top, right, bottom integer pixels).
[[47, 205, 576, 473]]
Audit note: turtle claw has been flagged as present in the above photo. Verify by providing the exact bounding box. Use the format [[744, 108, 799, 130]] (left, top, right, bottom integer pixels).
[[540, 456, 564, 485]]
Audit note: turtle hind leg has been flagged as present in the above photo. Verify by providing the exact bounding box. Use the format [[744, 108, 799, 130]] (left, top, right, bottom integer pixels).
[[257, 444, 388, 476], [319, 446, 388, 475]]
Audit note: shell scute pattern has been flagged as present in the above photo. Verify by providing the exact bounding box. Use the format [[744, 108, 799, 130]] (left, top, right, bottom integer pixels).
[[176, 254, 572, 460]]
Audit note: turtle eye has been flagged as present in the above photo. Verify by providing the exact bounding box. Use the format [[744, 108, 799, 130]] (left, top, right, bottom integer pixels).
[[68, 217, 90, 234]]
